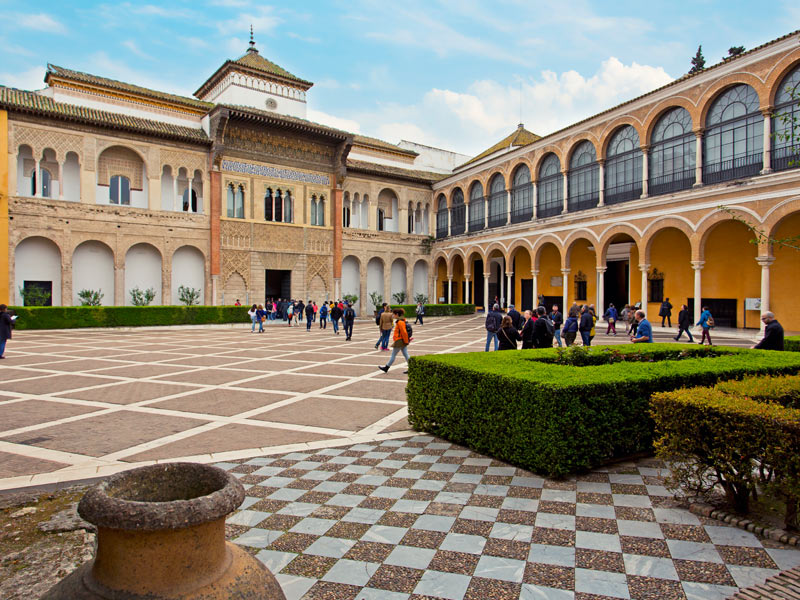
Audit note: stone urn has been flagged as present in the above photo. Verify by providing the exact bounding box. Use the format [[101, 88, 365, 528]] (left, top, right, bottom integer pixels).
[[43, 462, 285, 599]]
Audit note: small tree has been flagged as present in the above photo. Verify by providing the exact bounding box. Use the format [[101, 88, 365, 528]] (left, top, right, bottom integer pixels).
[[392, 291, 407, 304], [178, 285, 201, 306], [726, 45, 745, 60], [689, 45, 705, 74], [413, 293, 428, 304], [130, 286, 156, 306], [369, 291, 383, 311], [77, 289, 104, 306], [343, 294, 358, 305], [19, 286, 51, 306]]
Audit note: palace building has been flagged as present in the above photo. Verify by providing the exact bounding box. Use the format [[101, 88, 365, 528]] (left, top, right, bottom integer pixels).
[[1, 29, 799, 330]]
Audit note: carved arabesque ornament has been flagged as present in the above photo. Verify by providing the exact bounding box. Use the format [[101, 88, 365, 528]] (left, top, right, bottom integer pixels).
[[222, 250, 251, 288]]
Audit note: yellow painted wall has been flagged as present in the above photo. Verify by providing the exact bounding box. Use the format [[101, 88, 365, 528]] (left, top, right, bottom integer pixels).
[[538, 244, 563, 302], [0, 110, 8, 305], [569, 241, 595, 306], [770, 213, 800, 332], [512, 249, 531, 308], [648, 228, 692, 319], [703, 221, 760, 328]]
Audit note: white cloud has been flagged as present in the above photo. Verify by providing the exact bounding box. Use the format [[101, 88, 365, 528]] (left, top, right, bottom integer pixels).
[[0, 66, 47, 91], [287, 32, 320, 44], [216, 6, 281, 38], [122, 40, 153, 60], [15, 12, 66, 34], [307, 108, 361, 134]]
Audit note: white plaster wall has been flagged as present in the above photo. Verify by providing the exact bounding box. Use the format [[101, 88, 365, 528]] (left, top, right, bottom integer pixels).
[[360, 202, 369, 230], [14, 237, 62, 306], [96, 185, 148, 209], [171, 246, 205, 305], [413, 261, 429, 300], [208, 85, 307, 119], [391, 259, 407, 300], [125, 244, 162, 305], [161, 170, 174, 211], [72, 241, 115, 305], [342, 256, 361, 315], [366, 258, 384, 311], [63, 153, 80, 201]]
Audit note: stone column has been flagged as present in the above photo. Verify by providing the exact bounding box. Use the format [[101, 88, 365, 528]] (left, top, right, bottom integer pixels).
[[447, 277, 453, 305], [638, 263, 650, 316], [691, 260, 704, 324], [332, 187, 343, 293], [399, 203, 409, 234], [561, 268, 570, 314], [62, 264, 72, 307], [210, 274, 218, 306], [562, 172, 568, 213], [162, 265, 171, 306], [756, 256, 774, 333], [596, 266, 606, 315], [506, 190, 512, 225], [641, 146, 649, 198], [506, 272, 513, 306], [532, 270, 539, 308], [531, 182, 538, 220], [761, 109, 773, 175], [433, 275, 438, 304], [368, 200, 377, 231], [34, 159, 40, 197], [210, 170, 221, 281], [693, 131, 703, 187], [115, 266, 125, 306], [406, 263, 413, 304], [57, 161, 64, 200], [483, 273, 490, 310], [173, 175, 178, 212], [359, 262, 367, 315], [597, 160, 605, 207], [465, 275, 471, 304]]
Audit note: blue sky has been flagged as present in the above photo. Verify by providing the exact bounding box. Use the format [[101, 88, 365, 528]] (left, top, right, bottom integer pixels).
[[0, 0, 797, 156]]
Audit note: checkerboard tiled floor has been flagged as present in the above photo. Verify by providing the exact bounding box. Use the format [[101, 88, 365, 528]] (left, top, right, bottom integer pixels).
[[219, 436, 800, 600]]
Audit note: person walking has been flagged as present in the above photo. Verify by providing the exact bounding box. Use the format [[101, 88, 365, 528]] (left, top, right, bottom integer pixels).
[[675, 304, 694, 342], [343, 302, 356, 340], [247, 303, 258, 332], [562, 311, 579, 346], [627, 304, 638, 336], [507, 305, 522, 329], [295, 300, 305, 326], [630, 310, 653, 343], [330, 302, 342, 335], [234, 299, 241, 306], [497, 315, 522, 350], [377, 303, 393, 351], [484, 303, 503, 352], [286, 301, 294, 326], [520, 310, 535, 349], [753, 311, 784, 350], [588, 304, 597, 345], [255, 304, 266, 333], [550, 305, 563, 347], [378, 308, 410, 373], [533, 306, 555, 348], [579, 305, 593, 347], [604, 303, 618, 335], [305, 301, 314, 331], [659, 298, 673, 327], [319, 301, 328, 329], [696, 306, 714, 345], [0, 304, 14, 359], [414, 301, 425, 325]]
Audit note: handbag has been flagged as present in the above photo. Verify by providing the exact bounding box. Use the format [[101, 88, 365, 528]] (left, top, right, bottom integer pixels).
[[707, 316, 715, 328]]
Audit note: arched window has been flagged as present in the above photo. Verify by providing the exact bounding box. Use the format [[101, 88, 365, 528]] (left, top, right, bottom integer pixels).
[[234, 185, 245, 218], [274, 189, 283, 222], [110, 175, 131, 205], [182, 188, 197, 212], [284, 190, 293, 223], [344, 195, 351, 228], [435, 194, 448, 238], [649, 107, 696, 195], [377, 207, 385, 232], [310, 195, 318, 226], [468, 182, 484, 232], [487, 174, 507, 228], [604, 126, 642, 204], [450, 188, 465, 235], [316, 195, 324, 226], [407, 201, 413, 233], [773, 64, 800, 172], [703, 84, 763, 183], [40, 168, 52, 198], [226, 184, 235, 217], [537, 154, 563, 218], [510, 164, 532, 223], [568, 141, 599, 212], [264, 188, 273, 221]]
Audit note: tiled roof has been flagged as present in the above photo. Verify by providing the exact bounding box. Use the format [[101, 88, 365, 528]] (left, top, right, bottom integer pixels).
[[346, 158, 446, 183], [233, 49, 312, 88], [459, 124, 541, 168], [0, 86, 210, 144], [46, 64, 214, 111], [353, 134, 418, 157], [219, 104, 352, 139]]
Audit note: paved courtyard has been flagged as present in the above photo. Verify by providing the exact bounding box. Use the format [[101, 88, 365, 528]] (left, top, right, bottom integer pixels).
[[0, 315, 790, 599]]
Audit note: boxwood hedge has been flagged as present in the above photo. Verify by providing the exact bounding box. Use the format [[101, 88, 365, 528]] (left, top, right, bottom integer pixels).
[[406, 344, 800, 478], [390, 304, 474, 317], [8, 305, 250, 330], [787, 335, 800, 352]]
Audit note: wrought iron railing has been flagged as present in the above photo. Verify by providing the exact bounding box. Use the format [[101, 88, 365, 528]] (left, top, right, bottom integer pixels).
[[537, 203, 562, 218], [703, 152, 763, 184], [510, 184, 533, 223], [567, 191, 599, 213], [604, 181, 642, 205], [435, 225, 448, 239], [772, 146, 800, 172], [648, 170, 696, 196], [487, 191, 507, 228], [450, 204, 466, 235]]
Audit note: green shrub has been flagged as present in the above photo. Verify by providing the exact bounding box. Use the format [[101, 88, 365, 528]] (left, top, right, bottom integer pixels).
[[407, 344, 800, 478], [715, 374, 800, 408], [787, 336, 800, 352], [8, 305, 249, 330], [130, 286, 156, 306], [652, 378, 800, 527], [391, 303, 474, 317]]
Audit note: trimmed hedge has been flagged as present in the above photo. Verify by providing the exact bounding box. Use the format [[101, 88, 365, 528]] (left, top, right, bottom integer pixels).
[[652, 376, 800, 526], [8, 305, 250, 330], [406, 344, 800, 478], [715, 374, 800, 409], [390, 303, 474, 317], [787, 335, 800, 352]]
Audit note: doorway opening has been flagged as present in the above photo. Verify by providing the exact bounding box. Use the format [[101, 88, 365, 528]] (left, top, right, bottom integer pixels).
[[265, 270, 291, 301]]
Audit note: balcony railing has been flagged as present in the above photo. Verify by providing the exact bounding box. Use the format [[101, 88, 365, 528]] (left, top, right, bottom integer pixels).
[[510, 205, 533, 223], [468, 197, 485, 232], [772, 146, 800, 172], [703, 152, 763, 185], [435, 225, 448, 239], [604, 181, 642, 205], [648, 169, 696, 196], [567, 191, 599, 213], [537, 203, 562, 218], [487, 191, 508, 228], [450, 205, 466, 236]]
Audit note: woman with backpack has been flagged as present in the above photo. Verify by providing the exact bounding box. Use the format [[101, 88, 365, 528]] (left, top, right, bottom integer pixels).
[[604, 303, 618, 336], [378, 308, 411, 373], [697, 306, 714, 345], [562, 312, 579, 346], [247, 304, 258, 332]]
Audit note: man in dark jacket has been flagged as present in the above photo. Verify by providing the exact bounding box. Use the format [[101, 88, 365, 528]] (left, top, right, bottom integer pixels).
[[675, 304, 694, 342], [578, 304, 593, 346], [507, 305, 522, 330], [330, 303, 343, 335], [659, 298, 673, 327], [753, 312, 784, 351], [0, 304, 13, 358], [305, 301, 315, 331], [484, 304, 503, 351], [533, 306, 554, 348], [550, 305, 563, 347], [343, 303, 356, 340]]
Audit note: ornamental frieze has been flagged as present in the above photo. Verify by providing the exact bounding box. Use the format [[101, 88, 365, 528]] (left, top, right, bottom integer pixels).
[[225, 125, 334, 167]]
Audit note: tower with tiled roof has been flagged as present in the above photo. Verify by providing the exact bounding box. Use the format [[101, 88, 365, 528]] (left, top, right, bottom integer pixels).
[[194, 28, 312, 119]]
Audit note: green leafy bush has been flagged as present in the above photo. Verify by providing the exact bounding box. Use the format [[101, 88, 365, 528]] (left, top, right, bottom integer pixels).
[[177, 285, 201, 306], [407, 344, 800, 478], [391, 303, 474, 317], [8, 305, 249, 330], [77, 289, 104, 306], [715, 374, 800, 408], [652, 377, 800, 527], [130, 286, 156, 306], [787, 336, 800, 352]]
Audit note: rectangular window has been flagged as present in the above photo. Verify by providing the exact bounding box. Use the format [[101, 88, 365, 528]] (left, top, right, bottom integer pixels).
[[650, 278, 664, 303], [575, 280, 587, 302]]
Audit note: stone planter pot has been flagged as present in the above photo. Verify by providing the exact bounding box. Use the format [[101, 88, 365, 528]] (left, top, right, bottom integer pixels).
[[43, 462, 285, 599]]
